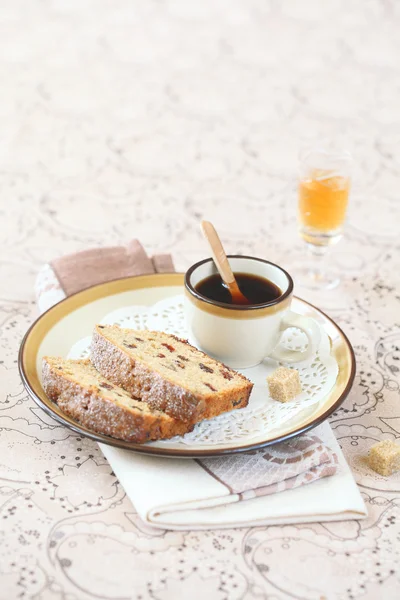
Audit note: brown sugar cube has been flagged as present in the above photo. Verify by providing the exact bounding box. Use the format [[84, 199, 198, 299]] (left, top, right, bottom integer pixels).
[[267, 367, 302, 403], [368, 440, 400, 476]]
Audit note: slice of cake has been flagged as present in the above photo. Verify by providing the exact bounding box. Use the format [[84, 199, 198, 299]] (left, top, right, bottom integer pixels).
[[91, 325, 253, 423], [42, 357, 193, 443]]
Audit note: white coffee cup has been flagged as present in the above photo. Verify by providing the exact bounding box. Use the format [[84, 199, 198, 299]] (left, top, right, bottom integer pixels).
[[184, 256, 321, 369]]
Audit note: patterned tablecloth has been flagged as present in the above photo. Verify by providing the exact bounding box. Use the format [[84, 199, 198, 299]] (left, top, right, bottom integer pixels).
[[2, 1, 400, 598]]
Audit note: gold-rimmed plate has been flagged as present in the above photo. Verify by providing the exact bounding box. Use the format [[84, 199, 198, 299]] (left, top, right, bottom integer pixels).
[[19, 273, 355, 457]]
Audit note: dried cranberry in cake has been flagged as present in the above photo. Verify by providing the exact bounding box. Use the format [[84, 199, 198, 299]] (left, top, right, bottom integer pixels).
[[91, 325, 253, 423], [205, 383, 217, 392], [99, 382, 113, 390], [221, 369, 233, 380], [199, 363, 214, 373], [161, 343, 175, 353]]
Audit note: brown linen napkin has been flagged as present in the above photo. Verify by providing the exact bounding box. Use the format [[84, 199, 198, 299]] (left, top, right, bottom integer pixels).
[[51, 239, 174, 296], [35, 239, 338, 498]]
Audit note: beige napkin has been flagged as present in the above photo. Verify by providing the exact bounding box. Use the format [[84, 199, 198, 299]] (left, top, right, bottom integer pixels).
[[100, 423, 365, 529], [36, 240, 367, 529]]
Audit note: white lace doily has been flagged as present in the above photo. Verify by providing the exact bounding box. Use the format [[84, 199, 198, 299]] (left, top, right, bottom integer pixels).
[[68, 295, 338, 447]]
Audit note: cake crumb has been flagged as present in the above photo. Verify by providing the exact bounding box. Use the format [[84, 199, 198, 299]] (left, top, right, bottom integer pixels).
[[267, 367, 302, 403], [368, 440, 400, 476]]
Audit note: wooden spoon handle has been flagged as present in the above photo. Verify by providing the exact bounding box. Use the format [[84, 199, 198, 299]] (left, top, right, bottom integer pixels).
[[200, 220, 250, 305], [200, 221, 236, 284]]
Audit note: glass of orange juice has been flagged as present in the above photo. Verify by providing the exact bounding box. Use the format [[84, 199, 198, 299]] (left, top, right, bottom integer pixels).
[[297, 146, 352, 290]]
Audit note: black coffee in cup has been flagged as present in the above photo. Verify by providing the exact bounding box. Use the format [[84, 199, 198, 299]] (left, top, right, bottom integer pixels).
[[195, 272, 282, 305]]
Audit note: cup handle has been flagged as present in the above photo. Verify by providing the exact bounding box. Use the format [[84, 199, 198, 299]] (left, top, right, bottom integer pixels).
[[268, 311, 321, 364]]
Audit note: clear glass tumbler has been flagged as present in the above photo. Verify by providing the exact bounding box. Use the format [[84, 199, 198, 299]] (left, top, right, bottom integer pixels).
[[297, 146, 352, 290]]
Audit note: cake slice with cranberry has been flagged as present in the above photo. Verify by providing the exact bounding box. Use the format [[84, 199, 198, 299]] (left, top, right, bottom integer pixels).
[[91, 325, 253, 423], [42, 357, 193, 443]]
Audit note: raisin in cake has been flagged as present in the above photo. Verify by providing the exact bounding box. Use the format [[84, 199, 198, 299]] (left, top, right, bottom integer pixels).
[[42, 357, 193, 443], [91, 325, 253, 423]]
